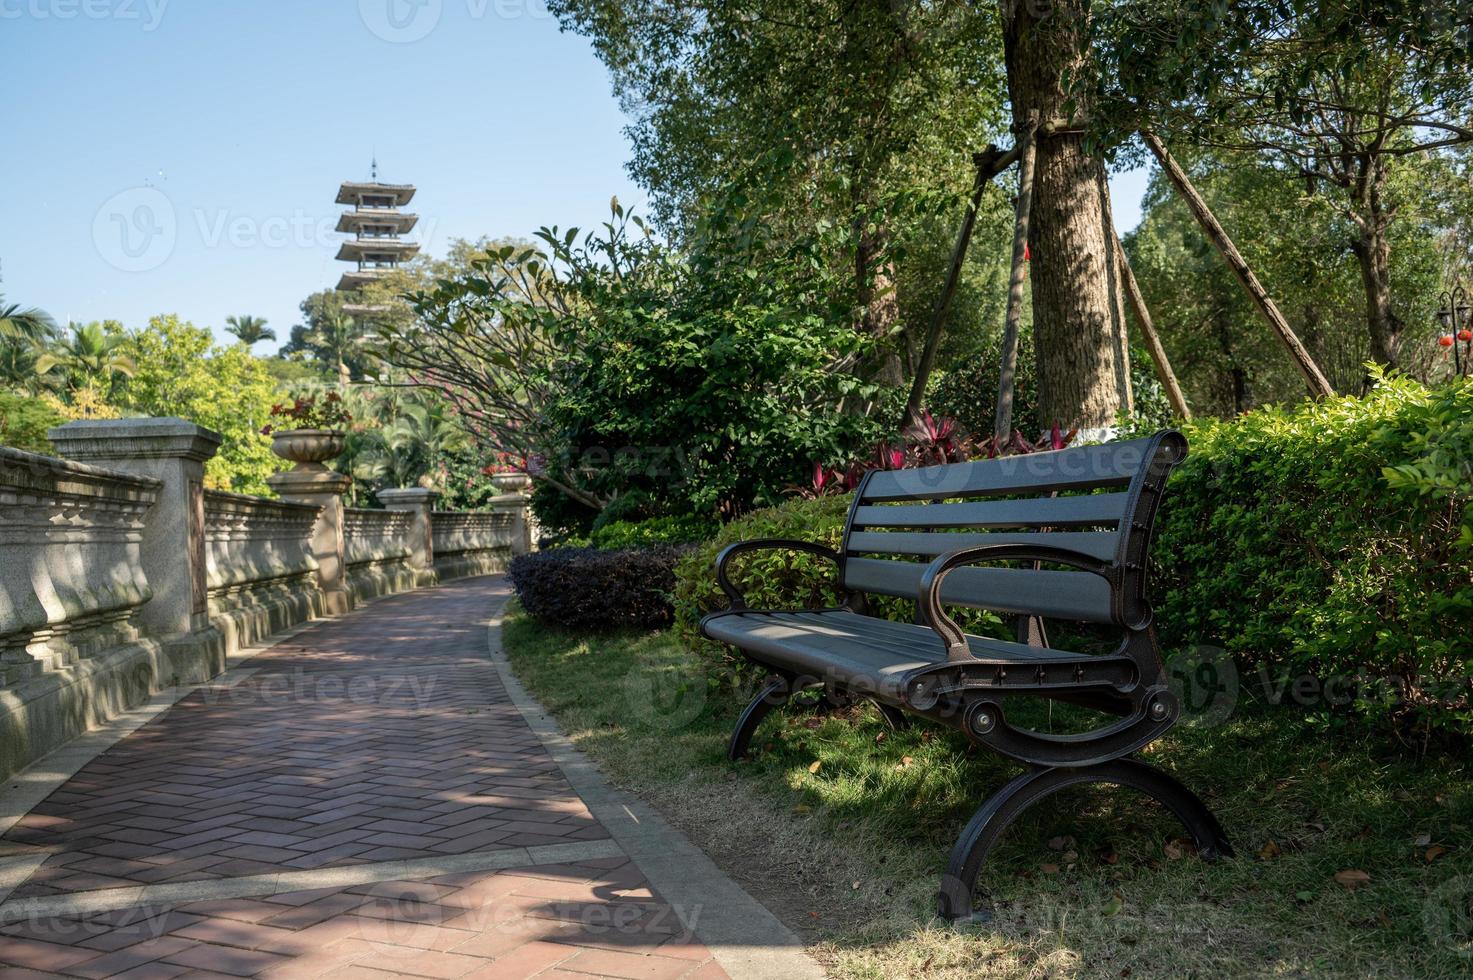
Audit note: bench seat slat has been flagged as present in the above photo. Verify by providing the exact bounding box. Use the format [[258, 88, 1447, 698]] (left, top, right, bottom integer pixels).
[[852, 492, 1130, 530], [859, 438, 1155, 501], [846, 530, 1119, 562], [702, 610, 1086, 701], [842, 557, 1115, 623]]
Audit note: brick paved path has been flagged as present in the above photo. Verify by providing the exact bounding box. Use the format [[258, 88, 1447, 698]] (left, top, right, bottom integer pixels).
[[0, 577, 735, 979]]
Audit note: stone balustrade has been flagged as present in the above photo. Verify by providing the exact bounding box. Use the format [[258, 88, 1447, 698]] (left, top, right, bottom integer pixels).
[[0, 417, 532, 781], [205, 490, 325, 650], [343, 506, 416, 602], [0, 447, 163, 777], [431, 497, 528, 579]]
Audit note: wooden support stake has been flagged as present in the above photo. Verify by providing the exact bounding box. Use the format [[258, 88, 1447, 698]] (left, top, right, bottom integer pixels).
[[1099, 171, 1135, 415], [904, 144, 1021, 429], [1142, 131, 1333, 397], [994, 117, 1039, 443], [1113, 229, 1190, 418]]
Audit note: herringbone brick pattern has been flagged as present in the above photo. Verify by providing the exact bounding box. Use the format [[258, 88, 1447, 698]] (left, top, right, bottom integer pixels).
[[0, 856, 726, 978], [0, 577, 727, 978], [3, 583, 607, 898]]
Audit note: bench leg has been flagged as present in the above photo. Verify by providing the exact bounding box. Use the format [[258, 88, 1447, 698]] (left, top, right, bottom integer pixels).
[[728, 677, 793, 761], [937, 758, 1234, 922], [871, 700, 912, 733]]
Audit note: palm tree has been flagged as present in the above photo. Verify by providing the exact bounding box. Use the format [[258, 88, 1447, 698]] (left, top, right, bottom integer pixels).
[[36, 322, 137, 391], [303, 312, 361, 388], [380, 400, 468, 488], [0, 294, 58, 342], [225, 314, 275, 347]]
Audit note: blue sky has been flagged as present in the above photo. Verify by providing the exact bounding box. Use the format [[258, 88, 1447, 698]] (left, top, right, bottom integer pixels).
[[2, 0, 1149, 353]]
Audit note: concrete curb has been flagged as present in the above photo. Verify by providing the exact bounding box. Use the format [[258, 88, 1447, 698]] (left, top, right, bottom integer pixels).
[[485, 602, 829, 980]]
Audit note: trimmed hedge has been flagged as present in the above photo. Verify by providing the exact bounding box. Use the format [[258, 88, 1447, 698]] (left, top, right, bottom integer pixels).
[[591, 514, 718, 550], [510, 545, 690, 630], [673, 376, 1473, 733], [1148, 373, 1472, 733]]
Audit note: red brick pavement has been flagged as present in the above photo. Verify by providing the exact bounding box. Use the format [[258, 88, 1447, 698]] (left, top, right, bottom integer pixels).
[[0, 577, 729, 979]]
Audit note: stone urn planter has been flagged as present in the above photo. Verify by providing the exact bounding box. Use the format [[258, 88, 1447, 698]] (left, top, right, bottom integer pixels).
[[490, 472, 532, 493], [269, 429, 346, 471]]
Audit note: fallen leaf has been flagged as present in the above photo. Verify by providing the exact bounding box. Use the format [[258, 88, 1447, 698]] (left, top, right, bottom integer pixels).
[[1258, 841, 1281, 860], [1099, 848, 1119, 866], [1164, 839, 1184, 860], [897, 756, 913, 769], [808, 760, 822, 774], [804, 718, 823, 729], [1334, 869, 1372, 891], [1101, 892, 1125, 916], [793, 803, 811, 814], [1041, 863, 1060, 874], [850, 881, 861, 890], [1414, 833, 1432, 847], [1377, 911, 1393, 928], [809, 911, 819, 919], [1425, 845, 1448, 863], [1062, 850, 1079, 863], [874, 732, 886, 744], [1047, 835, 1076, 852]]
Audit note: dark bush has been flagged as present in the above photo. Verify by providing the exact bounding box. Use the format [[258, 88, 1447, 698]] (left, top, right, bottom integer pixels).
[[509, 545, 690, 630]]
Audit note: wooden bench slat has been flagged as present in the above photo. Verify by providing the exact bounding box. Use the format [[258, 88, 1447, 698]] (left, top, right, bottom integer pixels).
[[842, 557, 1115, 623], [859, 438, 1155, 502], [845, 530, 1120, 562], [852, 492, 1130, 530]]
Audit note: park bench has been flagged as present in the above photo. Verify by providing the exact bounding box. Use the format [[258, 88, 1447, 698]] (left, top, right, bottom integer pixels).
[[700, 431, 1233, 921]]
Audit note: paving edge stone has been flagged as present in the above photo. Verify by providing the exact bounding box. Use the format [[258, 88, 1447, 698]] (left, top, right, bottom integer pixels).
[[484, 600, 830, 980]]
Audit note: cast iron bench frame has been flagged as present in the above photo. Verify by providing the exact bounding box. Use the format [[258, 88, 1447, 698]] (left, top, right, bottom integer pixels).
[[700, 431, 1233, 921]]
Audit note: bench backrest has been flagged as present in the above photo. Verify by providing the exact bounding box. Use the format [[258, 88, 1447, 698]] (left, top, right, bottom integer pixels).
[[840, 431, 1186, 629]]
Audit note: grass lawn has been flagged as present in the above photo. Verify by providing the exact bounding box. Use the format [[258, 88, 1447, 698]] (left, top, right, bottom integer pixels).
[[501, 609, 1473, 979]]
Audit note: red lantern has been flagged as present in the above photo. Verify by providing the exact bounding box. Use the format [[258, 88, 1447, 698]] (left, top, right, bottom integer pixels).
[[1460, 329, 1473, 342], [1439, 335, 1455, 347]]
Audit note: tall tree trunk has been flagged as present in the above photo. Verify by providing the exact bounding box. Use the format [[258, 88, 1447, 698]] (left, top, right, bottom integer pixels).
[[1349, 156, 1402, 368], [1001, 0, 1124, 430]]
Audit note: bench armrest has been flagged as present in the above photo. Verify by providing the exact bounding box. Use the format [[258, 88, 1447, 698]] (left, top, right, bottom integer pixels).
[[714, 538, 844, 611], [918, 544, 1116, 662]]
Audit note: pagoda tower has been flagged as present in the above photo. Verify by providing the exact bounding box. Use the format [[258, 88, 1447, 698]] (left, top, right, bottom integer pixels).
[[334, 160, 420, 315]]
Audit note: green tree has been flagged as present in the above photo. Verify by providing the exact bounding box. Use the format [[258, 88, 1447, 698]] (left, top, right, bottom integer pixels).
[[224, 315, 276, 347], [36, 321, 136, 392], [547, 0, 1008, 388], [1093, 1, 1472, 370], [119, 315, 280, 493], [283, 292, 370, 386]]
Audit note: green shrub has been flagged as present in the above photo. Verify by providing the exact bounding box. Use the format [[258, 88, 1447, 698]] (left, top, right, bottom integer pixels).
[[1152, 372, 1473, 735], [673, 496, 852, 674], [0, 391, 65, 453], [591, 514, 719, 550]]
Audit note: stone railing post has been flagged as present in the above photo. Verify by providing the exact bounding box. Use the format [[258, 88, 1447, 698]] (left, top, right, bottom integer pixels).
[[489, 493, 533, 555], [49, 418, 222, 638], [267, 466, 353, 615], [378, 487, 441, 581]]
